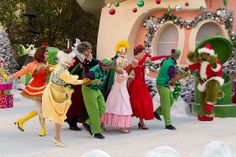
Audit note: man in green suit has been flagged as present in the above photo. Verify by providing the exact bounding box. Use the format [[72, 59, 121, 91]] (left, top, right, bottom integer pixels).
[[154, 48, 185, 130]]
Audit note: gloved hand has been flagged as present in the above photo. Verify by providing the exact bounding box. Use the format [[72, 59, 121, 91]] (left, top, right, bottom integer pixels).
[[207, 55, 217, 68], [114, 67, 123, 74], [83, 78, 90, 84]]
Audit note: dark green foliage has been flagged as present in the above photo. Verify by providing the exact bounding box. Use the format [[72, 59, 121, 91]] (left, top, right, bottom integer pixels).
[[0, 0, 99, 52]]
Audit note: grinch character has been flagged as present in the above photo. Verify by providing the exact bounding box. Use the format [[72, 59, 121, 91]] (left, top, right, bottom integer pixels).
[[187, 44, 224, 121]]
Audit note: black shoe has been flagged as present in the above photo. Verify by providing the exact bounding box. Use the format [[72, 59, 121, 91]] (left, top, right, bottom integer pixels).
[[69, 126, 81, 131], [154, 112, 162, 121], [82, 123, 92, 135], [94, 133, 105, 139], [165, 125, 176, 130]]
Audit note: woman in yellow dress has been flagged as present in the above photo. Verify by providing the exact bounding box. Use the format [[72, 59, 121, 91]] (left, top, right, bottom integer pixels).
[[42, 50, 89, 147]]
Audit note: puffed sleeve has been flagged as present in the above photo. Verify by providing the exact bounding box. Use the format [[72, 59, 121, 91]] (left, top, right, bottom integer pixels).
[[12, 62, 36, 78], [59, 70, 84, 85], [151, 55, 169, 61]]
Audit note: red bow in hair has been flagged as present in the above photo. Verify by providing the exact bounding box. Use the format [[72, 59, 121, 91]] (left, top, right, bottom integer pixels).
[[135, 44, 143, 51], [41, 42, 48, 47]]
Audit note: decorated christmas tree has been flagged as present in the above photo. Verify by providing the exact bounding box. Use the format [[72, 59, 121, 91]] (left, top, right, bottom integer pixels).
[[0, 29, 18, 73]]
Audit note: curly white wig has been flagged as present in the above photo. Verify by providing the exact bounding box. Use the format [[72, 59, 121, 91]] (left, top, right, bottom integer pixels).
[[57, 50, 76, 64], [116, 54, 128, 68]]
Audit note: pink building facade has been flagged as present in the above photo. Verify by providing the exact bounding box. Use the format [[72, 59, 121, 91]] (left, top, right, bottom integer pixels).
[[97, 0, 236, 66]]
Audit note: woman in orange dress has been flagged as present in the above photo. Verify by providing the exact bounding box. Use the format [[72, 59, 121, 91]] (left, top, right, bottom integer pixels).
[[10, 47, 51, 137]]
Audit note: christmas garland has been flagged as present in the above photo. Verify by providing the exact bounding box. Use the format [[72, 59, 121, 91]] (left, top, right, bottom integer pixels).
[[143, 8, 236, 73], [143, 8, 236, 103]]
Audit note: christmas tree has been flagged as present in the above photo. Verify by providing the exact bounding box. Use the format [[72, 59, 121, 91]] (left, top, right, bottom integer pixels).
[[0, 29, 18, 73]]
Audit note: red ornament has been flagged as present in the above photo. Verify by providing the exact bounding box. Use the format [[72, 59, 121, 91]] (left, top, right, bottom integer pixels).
[[156, 0, 161, 4], [185, 2, 189, 6], [109, 8, 116, 15], [132, 8, 137, 13]]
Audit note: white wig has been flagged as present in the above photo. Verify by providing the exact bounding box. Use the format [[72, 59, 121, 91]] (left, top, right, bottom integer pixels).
[[116, 54, 128, 68], [81, 149, 111, 157], [57, 50, 76, 64], [145, 146, 182, 157]]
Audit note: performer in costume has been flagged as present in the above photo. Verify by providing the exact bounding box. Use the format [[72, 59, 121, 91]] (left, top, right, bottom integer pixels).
[[128, 44, 168, 130], [10, 47, 52, 136], [102, 40, 130, 100], [82, 59, 119, 139], [153, 48, 185, 130], [101, 53, 133, 134], [42, 50, 89, 147], [66, 41, 97, 131], [187, 44, 224, 121]]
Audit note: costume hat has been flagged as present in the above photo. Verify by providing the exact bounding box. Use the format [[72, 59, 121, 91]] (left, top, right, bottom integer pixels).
[[171, 48, 181, 58]]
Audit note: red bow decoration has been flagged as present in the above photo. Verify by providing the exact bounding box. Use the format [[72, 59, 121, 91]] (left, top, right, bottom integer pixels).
[[135, 44, 143, 51], [41, 42, 48, 47]]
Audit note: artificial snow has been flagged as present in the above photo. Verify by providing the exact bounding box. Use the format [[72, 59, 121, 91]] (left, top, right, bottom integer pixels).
[[0, 89, 236, 157], [145, 146, 182, 157]]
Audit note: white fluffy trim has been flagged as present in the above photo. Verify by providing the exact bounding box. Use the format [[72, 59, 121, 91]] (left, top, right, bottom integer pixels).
[[207, 102, 214, 105], [87, 53, 93, 62], [198, 48, 216, 56], [198, 76, 224, 92], [200, 61, 209, 79], [211, 64, 221, 72], [75, 51, 85, 62]]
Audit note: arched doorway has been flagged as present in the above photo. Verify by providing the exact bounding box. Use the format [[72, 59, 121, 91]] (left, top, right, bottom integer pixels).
[[195, 22, 225, 47], [152, 22, 185, 57], [189, 20, 228, 52], [154, 24, 178, 55]]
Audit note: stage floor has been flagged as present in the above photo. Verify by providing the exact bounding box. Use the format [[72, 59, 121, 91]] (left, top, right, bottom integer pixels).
[[0, 90, 235, 157]]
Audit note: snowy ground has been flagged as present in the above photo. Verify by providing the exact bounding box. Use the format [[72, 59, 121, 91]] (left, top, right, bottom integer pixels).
[[0, 90, 236, 157]]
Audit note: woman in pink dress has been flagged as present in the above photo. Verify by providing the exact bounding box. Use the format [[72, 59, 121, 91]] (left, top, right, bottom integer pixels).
[[101, 50, 132, 133], [128, 44, 168, 130]]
